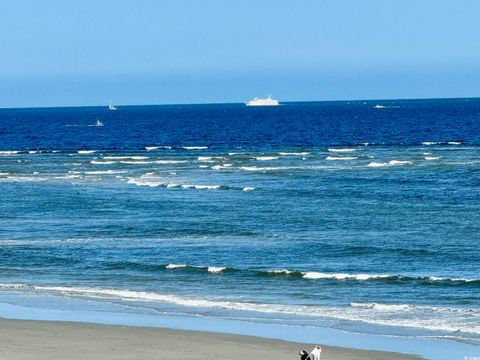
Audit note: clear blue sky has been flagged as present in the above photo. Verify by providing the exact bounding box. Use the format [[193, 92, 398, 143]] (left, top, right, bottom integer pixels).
[[1, 0, 479, 107]]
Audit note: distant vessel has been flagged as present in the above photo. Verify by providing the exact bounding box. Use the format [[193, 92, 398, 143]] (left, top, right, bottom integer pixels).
[[246, 95, 279, 106], [95, 120, 104, 127], [108, 100, 117, 110]]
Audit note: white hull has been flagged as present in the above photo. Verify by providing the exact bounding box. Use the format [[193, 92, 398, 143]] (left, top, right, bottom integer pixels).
[[245, 96, 279, 106]]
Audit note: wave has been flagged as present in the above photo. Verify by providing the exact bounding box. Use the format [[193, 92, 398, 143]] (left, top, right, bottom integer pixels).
[[240, 166, 285, 171], [327, 148, 357, 153], [367, 160, 412, 167], [90, 160, 116, 165], [145, 146, 172, 151], [211, 164, 233, 170], [255, 156, 279, 161], [2, 283, 479, 335], [182, 146, 208, 150], [78, 150, 97, 154], [165, 264, 227, 273], [198, 156, 226, 162], [278, 152, 310, 156], [325, 156, 358, 161], [242, 187, 255, 191], [0, 150, 21, 155], [126, 178, 238, 191], [448, 141, 462, 145], [84, 170, 127, 175], [424, 156, 440, 161], [138, 263, 480, 285], [302, 272, 390, 280], [103, 156, 149, 160], [422, 142, 438, 146]]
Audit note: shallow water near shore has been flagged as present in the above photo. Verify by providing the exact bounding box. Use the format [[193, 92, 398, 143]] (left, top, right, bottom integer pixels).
[[1, 99, 480, 359]]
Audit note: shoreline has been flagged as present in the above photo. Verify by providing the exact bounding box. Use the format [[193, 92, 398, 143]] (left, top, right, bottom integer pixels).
[[0, 317, 422, 360]]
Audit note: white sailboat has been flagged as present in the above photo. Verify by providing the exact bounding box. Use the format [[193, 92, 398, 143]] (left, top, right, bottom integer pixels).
[[108, 100, 117, 110]]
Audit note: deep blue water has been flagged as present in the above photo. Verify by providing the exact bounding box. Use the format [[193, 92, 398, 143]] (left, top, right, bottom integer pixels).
[[1, 99, 480, 358]]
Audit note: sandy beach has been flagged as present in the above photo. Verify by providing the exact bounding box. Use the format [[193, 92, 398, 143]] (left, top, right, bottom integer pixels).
[[0, 318, 421, 360]]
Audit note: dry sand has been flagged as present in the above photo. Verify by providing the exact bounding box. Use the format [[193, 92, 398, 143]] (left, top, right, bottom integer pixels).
[[0, 318, 422, 360]]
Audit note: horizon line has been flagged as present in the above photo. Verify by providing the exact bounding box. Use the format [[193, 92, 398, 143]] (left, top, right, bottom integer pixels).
[[0, 95, 478, 110]]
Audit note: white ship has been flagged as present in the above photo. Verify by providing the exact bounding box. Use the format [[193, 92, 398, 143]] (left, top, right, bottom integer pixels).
[[245, 95, 279, 106], [108, 100, 117, 110]]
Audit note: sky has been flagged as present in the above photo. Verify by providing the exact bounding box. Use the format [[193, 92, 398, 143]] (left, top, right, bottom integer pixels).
[[0, 0, 479, 107]]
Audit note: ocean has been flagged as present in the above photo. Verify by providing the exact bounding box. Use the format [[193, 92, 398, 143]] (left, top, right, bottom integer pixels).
[[1, 98, 479, 359]]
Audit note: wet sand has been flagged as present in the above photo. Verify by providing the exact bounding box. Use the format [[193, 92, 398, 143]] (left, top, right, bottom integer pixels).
[[0, 318, 422, 360]]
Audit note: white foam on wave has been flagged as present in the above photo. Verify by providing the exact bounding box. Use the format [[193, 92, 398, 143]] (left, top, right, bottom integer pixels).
[[28, 151, 38, 154], [326, 156, 357, 161], [367, 160, 412, 167], [350, 302, 411, 311], [183, 146, 208, 150], [145, 146, 173, 151], [448, 141, 462, 145], [302, 272, 390, 280], [127, 178, 164, 187], [268, 269, 295, 275], [199, 165, 209, 168], [328, 148, 357, 153], [212, 164, 233, 170], [424, 156, 440, 161], [91, 160, 116, 165], [0, 172, 10, 176], [103, 156, 149, 160], [208, 266, 227, 273], [127, 177, 223, 190], [78, 150, 96, 154], [422, 142, 438, 146], [4, 283, 479, 335], [228, 152, 244, 156], [255, 156, 279, 161], [181, 184, 220, 190], [166, 264, 186, 269], [84, 170, 127, 175], [0, 151, 20, 155], [198, 156, 226, 162], [154, 160, 188, 164], [240, 166, 284, 171], [242, 187, 255, 191], [278, 152, 310, 156]]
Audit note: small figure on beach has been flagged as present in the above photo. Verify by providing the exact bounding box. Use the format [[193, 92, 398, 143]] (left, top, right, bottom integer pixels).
[[298, 345, 321, 360], [298, 349, 309, 360], [310, 345, 322, 360]]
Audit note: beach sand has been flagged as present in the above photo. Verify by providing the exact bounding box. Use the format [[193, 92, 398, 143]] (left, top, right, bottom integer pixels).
[[0, 318, 422, 360]]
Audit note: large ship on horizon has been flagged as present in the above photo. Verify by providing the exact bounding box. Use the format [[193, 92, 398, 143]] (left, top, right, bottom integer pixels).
[[245, 95, 279, 106]]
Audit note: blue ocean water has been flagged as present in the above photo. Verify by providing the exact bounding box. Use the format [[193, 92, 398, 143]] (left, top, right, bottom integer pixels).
[[1, 99, 480, 359]]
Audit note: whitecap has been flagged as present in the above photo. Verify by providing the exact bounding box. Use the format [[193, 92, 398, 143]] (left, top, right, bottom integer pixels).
[[181, 184, 221, 190], [302, 272, 390, 280], [242, 187, 255, 191], [424, 156, 440, 161], [103, 156, 149, 160], [166, 264, 186, 269], [198, 156, 225, 162], [0, 151, 20, 155], [278, 152, 310, 156], [182, 146, 208, 150], [78, 150, 96, 154], [208, 266, 226, 273], [422, 142, 438, 146], [90, 160, 116, 165], [255, 156, 279, 161], [448, 141, 462, 145], [327, 148, 357, 153], [325, 156, 358, 160]]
